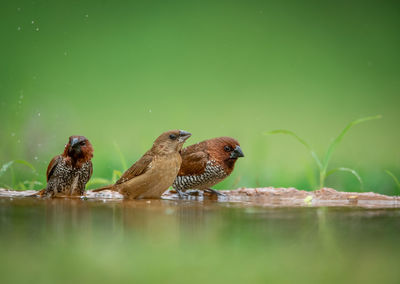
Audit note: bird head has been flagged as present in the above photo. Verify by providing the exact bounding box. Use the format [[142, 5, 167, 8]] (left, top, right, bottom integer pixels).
[[207, 137, 244, 170], [152, 130, 192, 155], [63, 135, 94, 164]]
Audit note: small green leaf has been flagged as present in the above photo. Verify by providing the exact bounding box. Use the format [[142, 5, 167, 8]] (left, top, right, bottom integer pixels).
[[16, 182, 27, 191], [14, 160, 36, 172], [0, 161, 14, 177], [0, 159, 36, 180], [322, 115, 382, 172], [304, 195, 313, 205], [0, 182, 13, 189], [385, 170, 400, 192], [326, 167, 364, 191], [14, 159, 37, 172], [264, 129, 322, 170], [112, 170, 123, 184]]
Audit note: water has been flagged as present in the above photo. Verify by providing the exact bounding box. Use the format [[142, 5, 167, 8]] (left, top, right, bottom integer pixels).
[[1, 196, 400, 284]]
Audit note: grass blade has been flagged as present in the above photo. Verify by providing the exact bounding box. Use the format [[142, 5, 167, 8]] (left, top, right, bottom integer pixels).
[[0, 182, 13, 189], [326, 167, 364, 191], [25, 181, 43, 190], [0, 161, 14, 178], [385, 170, 400, 192], [1, 159, 36, 179], [112, 170, 122, 183], [265, 130, 322, 170], [14, 160, 36, 172], [16, 182, 27, 191], [322, 115, 382, 172], [17, 181, 43, 191], [113, 141, 128, 171]]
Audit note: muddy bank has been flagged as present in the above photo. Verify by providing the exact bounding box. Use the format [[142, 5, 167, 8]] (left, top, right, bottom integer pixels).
[[216, 187, 400, 208], [0, 187, 399, 208]]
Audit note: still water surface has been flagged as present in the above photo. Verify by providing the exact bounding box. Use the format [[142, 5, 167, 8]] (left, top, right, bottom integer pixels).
[[1, 197, 400, 283]]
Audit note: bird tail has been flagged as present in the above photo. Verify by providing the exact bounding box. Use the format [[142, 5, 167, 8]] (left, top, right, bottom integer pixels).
[[92, 184, 115, 192]]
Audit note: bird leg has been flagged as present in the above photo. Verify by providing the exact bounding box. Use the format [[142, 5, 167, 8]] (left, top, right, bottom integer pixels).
[[175, 188, 189, 198], [204, 188, 226, 196], [185, 189, 203, 196]]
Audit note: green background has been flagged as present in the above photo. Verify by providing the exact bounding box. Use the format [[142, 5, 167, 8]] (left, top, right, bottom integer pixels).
[[1, 0, 399, 193]]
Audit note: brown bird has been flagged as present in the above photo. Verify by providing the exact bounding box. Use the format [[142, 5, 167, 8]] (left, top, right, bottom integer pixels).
[[93, 130, 192, 199], [37, 136, 93, 197], [172, 137, 244, 198]]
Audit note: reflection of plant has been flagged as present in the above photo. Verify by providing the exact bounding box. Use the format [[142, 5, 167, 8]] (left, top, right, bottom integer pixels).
[[0, 159, 42, 190], [265, 115, 382, 190], [385, 170, 400, 193]]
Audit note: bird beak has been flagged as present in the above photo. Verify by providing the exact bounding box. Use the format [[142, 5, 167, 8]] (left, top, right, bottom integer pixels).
[[70, 137, 79, 148], [230, 145, 244, 159], [68, 137, 81, 156], [178, 130, 192, 142]]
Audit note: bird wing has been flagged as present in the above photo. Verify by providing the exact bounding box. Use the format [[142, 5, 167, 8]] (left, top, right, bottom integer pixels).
[[46, 155, 61, 181], [178, 148, 209, 176], [116, 152, 153, 184], [88, 161, 93, 181]]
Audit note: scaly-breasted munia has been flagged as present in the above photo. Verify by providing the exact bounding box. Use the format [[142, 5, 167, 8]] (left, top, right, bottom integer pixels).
[[172, 137, 244, 197], [39, 136, 93, 197], [93, 130, 191, 199]]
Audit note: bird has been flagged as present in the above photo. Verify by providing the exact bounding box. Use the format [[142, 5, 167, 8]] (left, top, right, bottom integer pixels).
[[92, 130, 192, 199], [172, 137, 244, 198], [37, 136, 94, 197]]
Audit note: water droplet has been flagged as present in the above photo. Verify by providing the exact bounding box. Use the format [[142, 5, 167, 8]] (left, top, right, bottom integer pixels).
[[11, 133, 15, 137], [35, 27, 39, 31], [20, 95, 23, 99], [17, 8, 21, 11], [38, 112, 41, 117], [85, 14, 89, 18], [64, 51, 68, 56], [31, 20, 35, 24], [34, 156, 38, 160], [18, 100, 22, 104], [17, 140, 21, 144], [17, 26, 21, 31], [149, 109, 152, 113]]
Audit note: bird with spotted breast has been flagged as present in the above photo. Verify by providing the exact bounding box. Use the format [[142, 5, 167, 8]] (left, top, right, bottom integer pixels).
[[172, 137, 244, 198], [35, 136, 94, 197], [92, 130, 191, 199]]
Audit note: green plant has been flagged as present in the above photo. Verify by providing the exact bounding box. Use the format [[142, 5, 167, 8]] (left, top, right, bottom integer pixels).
[[385, 170, 400, 193], [0, 159, 40, 190], [113, 141, 128, 171], [16, 180, 43, 190], [265, 115, 382, 190]]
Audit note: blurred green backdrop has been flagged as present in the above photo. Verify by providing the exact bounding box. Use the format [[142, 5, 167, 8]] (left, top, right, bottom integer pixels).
[[1, 0, 399, 193]]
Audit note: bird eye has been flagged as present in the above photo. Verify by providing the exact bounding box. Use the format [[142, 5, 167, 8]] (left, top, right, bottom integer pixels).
[[169, 134, 177, 140], [80, 141, 86, 146], [224, 146, 232, 152]]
